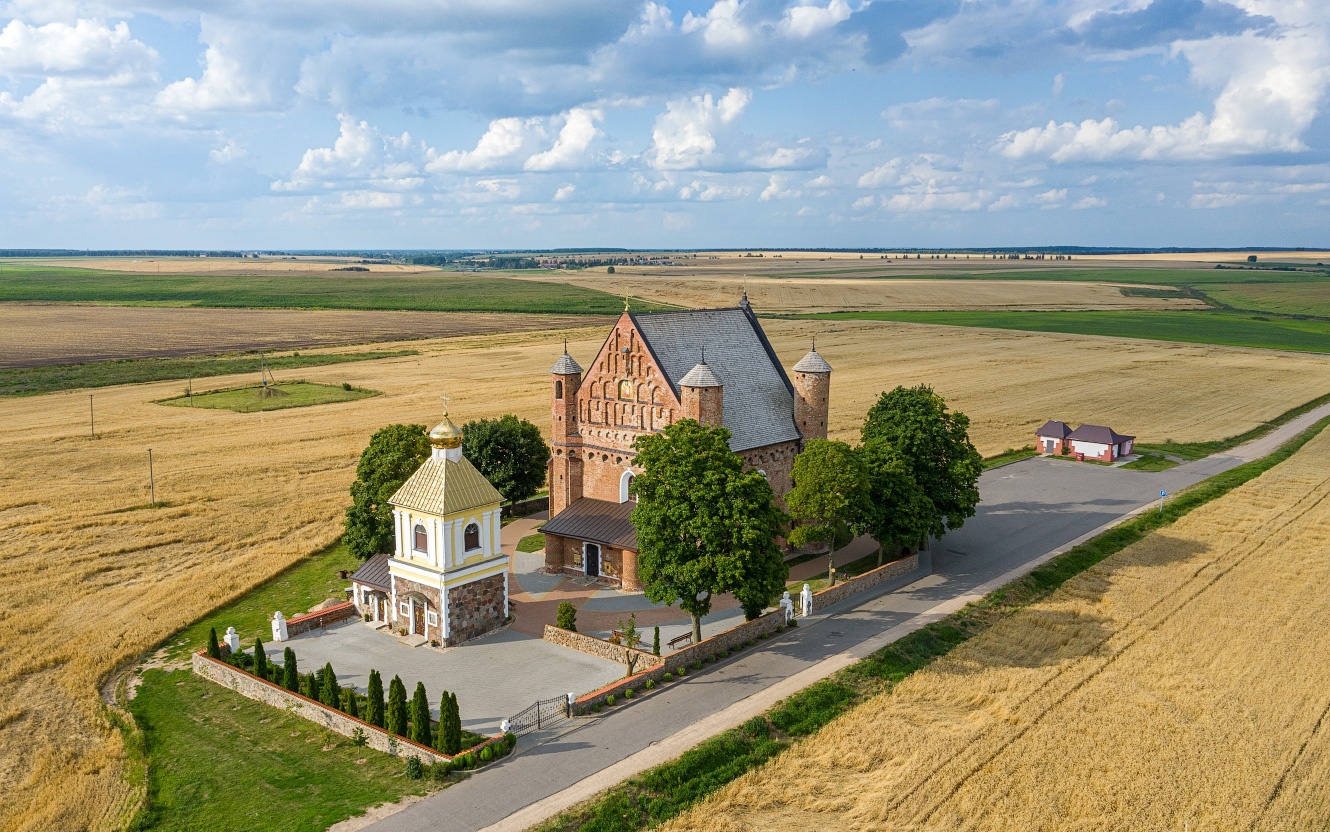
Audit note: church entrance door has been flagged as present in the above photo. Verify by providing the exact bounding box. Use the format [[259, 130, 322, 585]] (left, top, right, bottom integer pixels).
[[585, 544, 600, 578], [413, 601, 426, 636]]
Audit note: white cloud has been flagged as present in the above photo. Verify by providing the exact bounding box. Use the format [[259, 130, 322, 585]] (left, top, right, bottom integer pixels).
[[745, 142, 826, 169], [276, 114, 432, 190], [210, 139, 246, 163], [1072, 195, 1106, 209], [429, 117, 545, 173], [678, 179, 749, 200], [0, 19, 156, 76], [1191, 192, 1252, 208], [783, 0, 853, 39], [553, 183, 576, 201], [525, 108, 602, 171], [681, 0, 751, 49], [649, 87, 750, 170], [856, 159, 901, 188], [1033, 187, 1067, 206], [805, 174, 832, 188], [759, 174, 798, 201], [157, 20, 300, 112]]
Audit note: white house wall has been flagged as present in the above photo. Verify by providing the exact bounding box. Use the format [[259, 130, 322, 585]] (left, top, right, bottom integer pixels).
[[1072, 440, 1110, 457]]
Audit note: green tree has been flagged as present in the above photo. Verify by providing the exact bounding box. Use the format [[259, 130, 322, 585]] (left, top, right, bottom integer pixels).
[[652, 625, 661, 656], [282, 647, 299, 692], [365, 669, 385, 727], [344, 424, 431, 559], [632, 419, 788, 643], [861, 385, 982, 538], [439, 692, 462, 755], [206, 627, 221, 659], [320, 662, 341, 710], [460, 414, 551, 503], [786, 439, 871, 584], [253, 637, 267, 679], [859, 440, 935, 567], [409, 682, 432, 747], [556, 601, 577, 632], [386, 675, 409, 737], [344, 689, 360, 719]]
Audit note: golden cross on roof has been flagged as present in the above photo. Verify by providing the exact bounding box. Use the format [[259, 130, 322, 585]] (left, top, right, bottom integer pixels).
[[440, 390, 451, 411], [623, 295, 630, 312]]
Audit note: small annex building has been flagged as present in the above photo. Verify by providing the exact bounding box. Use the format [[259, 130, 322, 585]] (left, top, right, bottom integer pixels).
[[1037, 420, 1135, 462], [349, 407, 509, 647], [540, 293, 831, 591]]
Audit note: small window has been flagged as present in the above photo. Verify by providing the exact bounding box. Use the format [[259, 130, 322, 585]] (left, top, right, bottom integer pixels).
[[399, 602, 410, 616], [413, 524, 427, 552], [464, 522, 481, 551], [426, 611, 438, 626], [554, 380, 564, 399]]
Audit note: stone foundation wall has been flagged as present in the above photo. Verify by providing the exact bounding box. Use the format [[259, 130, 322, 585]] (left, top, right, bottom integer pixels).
[[810, 552, 920, 612], [190, 651, 502, 764], [446, 574, 506, 646], [543, 625, 663, 669], [739, 439, 800, 506]]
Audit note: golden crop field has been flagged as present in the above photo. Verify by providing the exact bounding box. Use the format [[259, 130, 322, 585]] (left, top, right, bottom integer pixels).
[[517, 274, 1203, 313], [3, 318, 1330, 829], [664, 415, 1330, 832], [0, 305, 600, 367]]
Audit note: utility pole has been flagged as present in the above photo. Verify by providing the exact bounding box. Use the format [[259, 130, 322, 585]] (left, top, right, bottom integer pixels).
[[148, 449, 156, 507], [89, 394, 95, 438]]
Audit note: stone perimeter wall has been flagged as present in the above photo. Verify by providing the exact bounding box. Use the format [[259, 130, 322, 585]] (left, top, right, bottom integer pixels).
[[543, 625, 664, 669], [286, 601, 358, 637], [191, 651, 505, 765], [808, 552, 920, 612]]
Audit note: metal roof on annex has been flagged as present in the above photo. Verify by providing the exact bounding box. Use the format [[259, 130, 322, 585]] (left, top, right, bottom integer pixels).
[[349, 553, 391, 591], [538, 498, 638, 551], [629, 306, 801, 452], [389, 455, 503, 516], [1068, 424, 1135, 444]]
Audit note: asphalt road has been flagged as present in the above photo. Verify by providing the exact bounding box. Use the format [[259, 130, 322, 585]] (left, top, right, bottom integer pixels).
[[365, 404, 1330, 832]]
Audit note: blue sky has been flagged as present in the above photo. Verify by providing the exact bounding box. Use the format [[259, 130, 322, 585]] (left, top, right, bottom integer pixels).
[[0, 0, 1327, 249]]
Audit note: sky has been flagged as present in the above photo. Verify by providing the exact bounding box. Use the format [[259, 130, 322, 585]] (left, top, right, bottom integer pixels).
[[0, 0, 1327, 249]]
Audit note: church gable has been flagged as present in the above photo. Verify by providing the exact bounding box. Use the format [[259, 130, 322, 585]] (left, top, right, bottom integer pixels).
[[577, 314, 681, 448]]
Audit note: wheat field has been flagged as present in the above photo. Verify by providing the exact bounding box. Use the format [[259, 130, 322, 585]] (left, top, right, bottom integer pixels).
[[3, 318, 1330, 830], [663, 413, 1330, 832]]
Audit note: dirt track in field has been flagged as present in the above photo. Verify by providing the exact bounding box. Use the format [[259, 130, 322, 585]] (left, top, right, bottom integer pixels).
[[0, 304, 607, 367]]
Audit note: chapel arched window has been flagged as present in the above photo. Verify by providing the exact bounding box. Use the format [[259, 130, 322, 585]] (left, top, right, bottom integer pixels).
[[413, 524, 427, 552], [464, 523, 481, 552]]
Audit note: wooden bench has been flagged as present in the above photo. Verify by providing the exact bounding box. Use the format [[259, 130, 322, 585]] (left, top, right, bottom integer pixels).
[[667, 632, 693, 650]]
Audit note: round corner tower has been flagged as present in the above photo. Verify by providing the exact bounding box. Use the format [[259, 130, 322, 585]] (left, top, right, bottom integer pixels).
[[792, 344, 832, 442], [679, 360, 723, 427], [549, 347, 584, 516]]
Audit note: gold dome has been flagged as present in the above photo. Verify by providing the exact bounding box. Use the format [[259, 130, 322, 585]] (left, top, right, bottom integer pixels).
[[429, 409, 463, 449]]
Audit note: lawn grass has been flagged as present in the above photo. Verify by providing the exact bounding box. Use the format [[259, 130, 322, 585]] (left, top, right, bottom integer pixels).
[[158, 381, 379, 412], [163, 540, 361, 663], [1119, 453, 1179, 471], [535, 414, 1330, 832], [1202, 281, 1330, 317], [982, 446, 1038, 469], [0, 348, 415, 397], [0, 264, 666, 315], [128, 669, 434, 832], [517, 533, 546, 553], [799, 309, 1330, 354]]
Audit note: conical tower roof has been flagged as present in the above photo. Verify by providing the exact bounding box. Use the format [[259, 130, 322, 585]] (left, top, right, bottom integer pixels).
[[550, 349, 582, 375], [793, 346, 832, 374], [679, 361, 722, 388]]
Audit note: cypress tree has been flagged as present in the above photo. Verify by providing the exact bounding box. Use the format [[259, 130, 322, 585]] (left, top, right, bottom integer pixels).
[[344, 689, 360, 719], [409, 682, 432, 747], [441, 691, 462, 755], [282, 647, 299, 691], [320, 662, 341, 710], [653, 625, 661, 656], [305, 670, 321, 700], [386, 675, 408, 737], [206, 627, 221, 659], [253, 638, 267, 679], [366, 670, 385, 727]]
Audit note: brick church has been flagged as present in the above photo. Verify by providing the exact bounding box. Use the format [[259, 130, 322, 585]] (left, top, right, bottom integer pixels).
[[539, 293, 832, 591]]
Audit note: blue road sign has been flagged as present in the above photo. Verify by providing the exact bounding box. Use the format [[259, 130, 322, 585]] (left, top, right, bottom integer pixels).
[[1161, 490, 1167, 497]]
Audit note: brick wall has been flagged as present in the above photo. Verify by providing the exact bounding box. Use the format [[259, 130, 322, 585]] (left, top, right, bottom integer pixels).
[[543, 625, 664, 669], [808, 552, 920, 612], [739, 439, 800, 504], [191, 651, 509, 764]]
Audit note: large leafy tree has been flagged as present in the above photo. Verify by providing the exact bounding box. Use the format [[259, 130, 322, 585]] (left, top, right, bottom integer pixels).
[[344, 424, 430, 559], [786, 439, 871, 553], [858, 440, 934, 566], [861, 385, 983, 538], [632, 419, 788, 641], [461, 414, 551, 503]]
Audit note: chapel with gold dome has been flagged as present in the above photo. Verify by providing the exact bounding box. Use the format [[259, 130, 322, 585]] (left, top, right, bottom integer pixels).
[[348, 406, 510, 647]]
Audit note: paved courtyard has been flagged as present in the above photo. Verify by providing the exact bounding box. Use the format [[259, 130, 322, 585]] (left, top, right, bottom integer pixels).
[[267, 620, 624, 734]]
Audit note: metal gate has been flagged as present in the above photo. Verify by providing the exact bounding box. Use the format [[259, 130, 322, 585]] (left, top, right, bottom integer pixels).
[[507, 695, 570, 736]]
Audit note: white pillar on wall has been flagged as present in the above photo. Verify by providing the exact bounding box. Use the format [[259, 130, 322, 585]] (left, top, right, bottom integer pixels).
[[491, 509, 502, 555]]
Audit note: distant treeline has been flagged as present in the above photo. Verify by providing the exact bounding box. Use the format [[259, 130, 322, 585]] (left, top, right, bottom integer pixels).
[[0, 249, 250, 258]]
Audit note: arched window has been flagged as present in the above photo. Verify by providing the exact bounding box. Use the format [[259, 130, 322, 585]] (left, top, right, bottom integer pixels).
[[413, 524, 427, 552], [554, 380, 563, 400], [464, 522, 481, 551], [620, 471, 636, 503]]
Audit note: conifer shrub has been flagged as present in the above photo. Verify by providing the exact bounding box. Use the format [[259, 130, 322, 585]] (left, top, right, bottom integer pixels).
[[366, 669, 385, 727], [344, 689, 359, 719], [677, 665, 687, 676], [405, 756, 423, 779], [320, 662, 341, 709], [253, 637, 267, 678], [430, 761, 451, 781], [436, 690, 462, 755], [663, 672, 673, 682], [409, 682, 432, 747], [206, 627, 221, 659], [504, 732, 517, 751], [605, 694, 616, 706], [479, 745, 493, 763], [282, 647, 299, 691], [653, 625, 661, 656], [386, 675, 408, 737]]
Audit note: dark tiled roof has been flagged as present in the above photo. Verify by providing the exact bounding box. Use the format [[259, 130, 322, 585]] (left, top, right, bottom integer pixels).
[[540, 498, 638, 551], [1068, 424, 1135, 444], [1035, 419, 1072, 438], [349, 553, 391, 591], [630, 307, 800, 452]]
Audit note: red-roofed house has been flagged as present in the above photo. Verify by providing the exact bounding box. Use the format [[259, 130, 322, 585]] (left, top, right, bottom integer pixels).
[[1037, 421, 1135, 462], [1035, 420, 1073, 455]]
